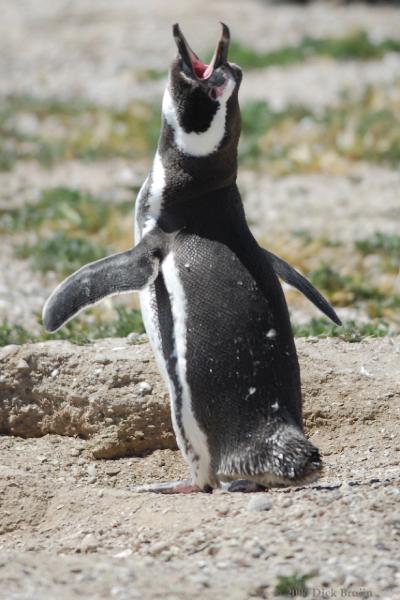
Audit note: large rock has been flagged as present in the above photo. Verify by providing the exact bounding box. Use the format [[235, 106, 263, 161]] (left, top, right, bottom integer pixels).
[[0, 338, 175, 458], [1, 336, 399, 458]]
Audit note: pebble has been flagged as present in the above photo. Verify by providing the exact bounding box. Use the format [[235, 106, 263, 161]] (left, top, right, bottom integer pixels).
[[87, 464, 97, 482], [127, 332, 140, 343], [216, 506, 230, 517], [106, 466, 121, 476], [246, 496, 273, 512], [79, 533, 98, 553], [113, 549, 133, 558], [15, 358, 30, 371], [94, 354, 111, 365], [149, 541, 168, 556], [137, 381, 152, 395]]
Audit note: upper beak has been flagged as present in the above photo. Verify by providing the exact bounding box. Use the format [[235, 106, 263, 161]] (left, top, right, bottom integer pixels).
[[173, 23, 230, 80]]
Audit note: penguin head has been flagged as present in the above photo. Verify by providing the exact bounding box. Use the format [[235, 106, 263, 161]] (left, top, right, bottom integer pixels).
[[164, 23, 242, 152]]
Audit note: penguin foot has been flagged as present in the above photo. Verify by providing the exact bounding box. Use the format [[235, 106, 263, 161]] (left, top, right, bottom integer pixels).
[[223, 480, 267, 493], [131, 479, 204, 494]]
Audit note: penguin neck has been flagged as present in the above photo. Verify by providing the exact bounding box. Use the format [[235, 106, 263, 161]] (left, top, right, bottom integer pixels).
[[155, 87, 240, 205]]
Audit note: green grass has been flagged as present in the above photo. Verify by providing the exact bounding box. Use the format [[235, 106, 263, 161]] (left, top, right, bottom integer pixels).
[[140, 68, 167, 81], [239, 84, 400, 171], [2, 186, 135, 273], [2, 314, 391, 348], [0, 322, 37, 346], [0, 187, 132, 234], [308, 265, 386, 304], [293, 318, 391, 342], [306, 263, 400, 320], [240, 101, 311, 161], [356, 233, 400, 273], [274, 571, 317, 597], [0, 307, 144, 347], [2, 80, 400, 174], [16, 233, 110, 276], [228, 31, 400, 71], [292, 229, 342, 248], [0, 96, 160, 170]]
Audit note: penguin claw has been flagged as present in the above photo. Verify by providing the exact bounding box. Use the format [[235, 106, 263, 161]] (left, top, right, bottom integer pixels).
[[131, 479, 203, 494]]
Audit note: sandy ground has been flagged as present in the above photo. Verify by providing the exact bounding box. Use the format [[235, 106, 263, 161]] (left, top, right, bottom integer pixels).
[[1, 337, 400, 599], [1, 0, 400, 331]]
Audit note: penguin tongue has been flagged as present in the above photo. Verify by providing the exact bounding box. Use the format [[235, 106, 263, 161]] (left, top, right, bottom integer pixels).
[[191, 58, 210, 79]]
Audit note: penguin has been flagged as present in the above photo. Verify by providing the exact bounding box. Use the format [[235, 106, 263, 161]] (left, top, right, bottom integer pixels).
[[43, 23, 341, 494]]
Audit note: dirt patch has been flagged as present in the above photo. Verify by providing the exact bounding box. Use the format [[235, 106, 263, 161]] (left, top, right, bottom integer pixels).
[[0, 338, 175, 457], [0, 337, 399, 598]]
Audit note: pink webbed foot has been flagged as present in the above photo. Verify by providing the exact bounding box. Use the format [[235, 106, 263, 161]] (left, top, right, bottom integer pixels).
[[131, 479, 212, 494]]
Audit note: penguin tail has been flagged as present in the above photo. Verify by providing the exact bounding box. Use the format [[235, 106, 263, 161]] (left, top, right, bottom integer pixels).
[[217, 423, 322, 487], [260, 423, 322, 485]]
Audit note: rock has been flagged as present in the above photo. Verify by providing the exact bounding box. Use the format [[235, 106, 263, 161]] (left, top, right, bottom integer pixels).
[[0, 338, 175, 457], [137, 381, 152, 395], [246, 497, 273, 512], [15, 359, 29, 371], [79, 534, 98, 553], [105, 466, 121, 477]]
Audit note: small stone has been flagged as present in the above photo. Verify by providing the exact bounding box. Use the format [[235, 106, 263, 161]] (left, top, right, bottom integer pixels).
[[51, 368, 59, 378], [94, 354, 111, 365], [281, 497, 293, 508], [69, 448, 80, 457], [149, 541, 168, 556], [137, 381, 152, 395], [87, 464, 97, 480], [114, 548, 133, 558], [216, 506, 230, 517], [16, 358, 30, 371], [246, 496, 272, 512], [79, 533, 98, 553], [127, 332, 140, 342], [106, 466, 121, 476]]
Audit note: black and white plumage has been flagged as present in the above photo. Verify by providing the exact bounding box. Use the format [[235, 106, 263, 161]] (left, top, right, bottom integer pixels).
[[43, 24, 341, 493]]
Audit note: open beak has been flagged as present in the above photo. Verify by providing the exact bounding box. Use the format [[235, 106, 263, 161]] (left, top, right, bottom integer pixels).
[[173, 22, 230, 81]]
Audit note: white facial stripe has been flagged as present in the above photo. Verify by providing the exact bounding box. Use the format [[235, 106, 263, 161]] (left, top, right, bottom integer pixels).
[[162, 79, 235, 157], [162, 252, 212, 488]]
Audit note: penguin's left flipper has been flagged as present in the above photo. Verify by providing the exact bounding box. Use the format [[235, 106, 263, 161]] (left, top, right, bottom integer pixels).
[[43, 235, 162, 332], [262, 248, 342, 326]]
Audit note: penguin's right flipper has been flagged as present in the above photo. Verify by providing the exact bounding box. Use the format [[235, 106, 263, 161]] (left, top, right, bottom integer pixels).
[[262, 248, 342, 326], [43, 236, 162, 332]]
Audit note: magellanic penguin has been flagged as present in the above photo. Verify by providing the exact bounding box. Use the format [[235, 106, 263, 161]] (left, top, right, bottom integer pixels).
[[43, 24, 341, 494]]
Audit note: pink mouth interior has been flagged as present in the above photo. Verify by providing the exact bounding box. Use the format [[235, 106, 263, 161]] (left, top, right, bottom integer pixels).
[[191, 57, 214, 80]]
